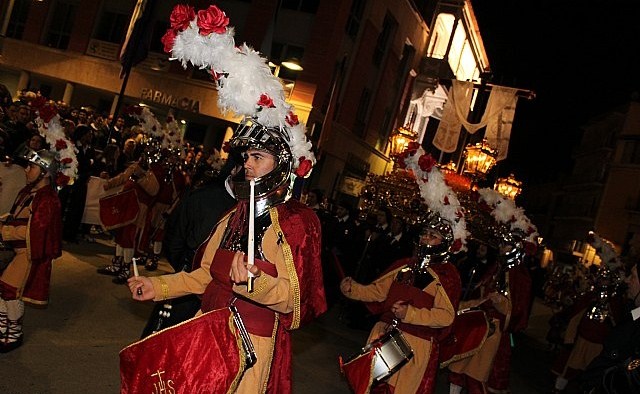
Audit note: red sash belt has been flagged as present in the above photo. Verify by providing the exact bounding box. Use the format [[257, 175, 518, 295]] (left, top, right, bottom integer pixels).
[[201, 248, 278, 337]]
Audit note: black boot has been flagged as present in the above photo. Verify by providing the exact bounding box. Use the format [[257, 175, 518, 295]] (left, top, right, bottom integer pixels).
[[112, 262, 131, 285], [145, 254, 160, 271], [97, 256, 123, 276]]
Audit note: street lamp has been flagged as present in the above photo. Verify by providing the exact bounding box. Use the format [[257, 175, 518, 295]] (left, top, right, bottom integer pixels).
[[494, 173, 523, 200], [462, 138, 497, 179], [389, 126, 418, 160]]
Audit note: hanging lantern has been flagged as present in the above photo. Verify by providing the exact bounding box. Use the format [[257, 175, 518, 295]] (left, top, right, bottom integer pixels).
[[463, 139, 497, 178], [389, 126, 418, 160], [494, 173, 523, 200]]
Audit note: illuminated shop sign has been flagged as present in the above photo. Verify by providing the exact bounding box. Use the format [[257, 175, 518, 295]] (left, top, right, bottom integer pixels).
[[141, 89, 200, 113]]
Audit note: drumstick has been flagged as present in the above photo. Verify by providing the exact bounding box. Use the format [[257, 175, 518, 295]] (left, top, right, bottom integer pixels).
[[132, 260, 142, 296], [247, 179, 255, 293]]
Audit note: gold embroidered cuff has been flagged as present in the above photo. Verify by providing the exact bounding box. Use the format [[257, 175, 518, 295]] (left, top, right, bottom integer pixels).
[[246, 275, 268, 298], [158, 276, 169, 301]]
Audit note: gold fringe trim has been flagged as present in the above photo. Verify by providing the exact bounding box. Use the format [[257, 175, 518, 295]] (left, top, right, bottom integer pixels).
[[260, 317, 280, 394], [246, 275, 269, 298], [440, 311, 490, 368], [269, 208, 301, 329], [227, 311, 246, 394]]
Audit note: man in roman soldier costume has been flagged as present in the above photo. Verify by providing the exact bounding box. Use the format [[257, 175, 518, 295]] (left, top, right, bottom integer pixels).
[[448, 228, 533, 394], [340, 212, 462, 394], [96, 149, 160, 284], [127, 118, 326, 393], [0, 146, 62, 352]]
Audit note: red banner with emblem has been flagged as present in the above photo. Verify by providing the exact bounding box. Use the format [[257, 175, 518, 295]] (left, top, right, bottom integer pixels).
[[119, 308, 245, 394], [99, 188, 139, 230]]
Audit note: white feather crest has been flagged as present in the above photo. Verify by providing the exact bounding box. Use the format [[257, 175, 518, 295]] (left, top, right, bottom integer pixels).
[[34, 113, 78, 185], [403, 147, 468, 250], [477, 188, 538, 243], [164, 4, 315, 174]]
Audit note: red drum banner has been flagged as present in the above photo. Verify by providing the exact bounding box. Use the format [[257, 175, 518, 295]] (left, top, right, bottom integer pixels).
[[120, 308, 245, 394], [99, 188, 139, 230]]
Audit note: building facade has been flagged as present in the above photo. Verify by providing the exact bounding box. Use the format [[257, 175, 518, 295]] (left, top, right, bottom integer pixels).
[[0, 0, 489, 201]]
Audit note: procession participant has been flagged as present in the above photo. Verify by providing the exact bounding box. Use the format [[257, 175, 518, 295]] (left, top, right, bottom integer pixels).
[[341, 213, 462, 394], [551, 233, 625, 393], [135, 149, 187, 272], [139, 156, 239, 338], [128, 118, 326, 392], [339, 149, 466, 394], [448, 229, 534, 394], [581, 260, 640, 393], [96, 153, 159, 284], [0, 146, 62, 352]]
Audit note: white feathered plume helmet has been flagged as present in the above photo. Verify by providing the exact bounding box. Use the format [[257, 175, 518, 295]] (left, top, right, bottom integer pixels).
[[160, 3, 315, 178], [27, 95, 78, 186], [476, 188, 539, 255], [124, 105, 183, 150], [586, 231, 622, 271], [398, 143, 468, 253]]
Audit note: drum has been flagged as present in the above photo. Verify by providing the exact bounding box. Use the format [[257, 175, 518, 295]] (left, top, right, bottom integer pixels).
[[120, 307, 255, 394], [341, 327, 413, 391], [439, 308, 490, 368]]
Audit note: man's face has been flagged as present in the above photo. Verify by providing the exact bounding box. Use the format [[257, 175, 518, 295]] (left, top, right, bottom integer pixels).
[[243, 148, 276, 180], [28, 135, 43, 150], [17, 106, 30, 123], [306, 192, 318, 207], [625, 265, 640, 306], [376, 211, 388, 226], [390, 217, 403, 235], [115, 117, 125, 129], [477, 244, 488, 258], [77, 111, 87, 124], [25, 163, 43, 184], [124, 140, 135, 154], [420, 229, 443, 246]]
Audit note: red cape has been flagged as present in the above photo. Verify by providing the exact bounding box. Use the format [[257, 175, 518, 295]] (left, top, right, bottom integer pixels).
[[23, 184, 62, 305]]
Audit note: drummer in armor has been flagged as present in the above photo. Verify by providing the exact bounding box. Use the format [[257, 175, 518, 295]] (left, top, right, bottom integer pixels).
[[448, 228, 533, 394], [0, 146, 63, 352], [340, 211, 462, 394], [128, 118, 326, 393]]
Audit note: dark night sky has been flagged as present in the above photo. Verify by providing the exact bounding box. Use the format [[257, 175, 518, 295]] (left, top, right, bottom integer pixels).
[[470, 1, 640, 184]]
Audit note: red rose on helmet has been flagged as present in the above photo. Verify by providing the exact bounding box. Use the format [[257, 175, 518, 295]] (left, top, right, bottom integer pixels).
[[161, 29, 178, 54], [30, 96, 47, 110], [56, 173, 70, 187], [451, 239, 463, 252], [39, 104, 58, 123], [60, 157, 73, 165], [170, 4, 195, 31], [257, 94, 275, 108], [55, 139, 68, 150], [418, 153, 437, 172], [285, 111, 299, 126], [295, 157, 313, 177], [197, 5, 230, 35]]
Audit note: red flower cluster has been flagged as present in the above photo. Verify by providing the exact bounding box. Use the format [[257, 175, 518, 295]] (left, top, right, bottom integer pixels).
[[38, 103, 58, 123], [222, 141, 231, 153], [451, 239, 463, 252], [55, 139, 68, 151], [418, 153, 437, 172], [396, 141, 421, 169], [29, 96, 47, 110], [56, 173, 70, 187], [443, 195, 450, 206], [162, 4, 197, 54], [170, 4, 195, 31], [285, 111, 299, 126], [197, 5, 229, 35], [60, 157, 73, 165], [294, 157, 313, 177], [257, 94, 275, 108], [161, 29, 177, 54]]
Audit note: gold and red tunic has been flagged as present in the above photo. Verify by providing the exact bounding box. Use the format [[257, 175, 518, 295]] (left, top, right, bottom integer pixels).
[[0, 183, 61, 306]]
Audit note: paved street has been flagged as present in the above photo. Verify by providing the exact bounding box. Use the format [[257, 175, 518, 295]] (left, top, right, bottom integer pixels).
[[0, 237, 556, 393]]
